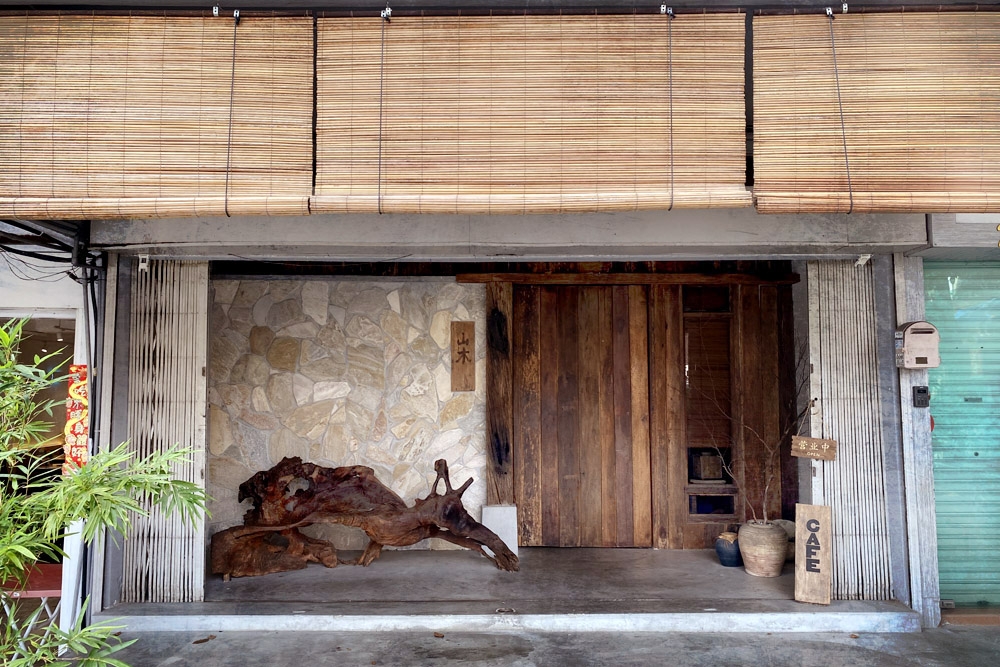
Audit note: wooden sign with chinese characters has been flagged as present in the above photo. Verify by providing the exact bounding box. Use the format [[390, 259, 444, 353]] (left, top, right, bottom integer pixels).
[[451, 321, 476, 392], [63, 364, 89, 475], [791, 436, 837, 461], [795, 503, 832, 605]]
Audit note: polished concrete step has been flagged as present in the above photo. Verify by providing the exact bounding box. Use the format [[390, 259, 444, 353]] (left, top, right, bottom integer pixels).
[[96, 600, 921, 634], [95, 548, 922, 633]]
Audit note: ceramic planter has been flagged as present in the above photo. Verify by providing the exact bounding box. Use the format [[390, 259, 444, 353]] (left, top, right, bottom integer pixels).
[[714, 532, 744, 567], [738, 521, 788, 577]]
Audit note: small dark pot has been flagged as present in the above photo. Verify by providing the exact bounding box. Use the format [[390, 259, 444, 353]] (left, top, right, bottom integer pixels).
[[714, 532, 743, 567]]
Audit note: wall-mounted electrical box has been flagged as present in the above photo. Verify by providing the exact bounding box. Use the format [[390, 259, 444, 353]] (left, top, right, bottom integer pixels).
[[895, 321, 940, 369]]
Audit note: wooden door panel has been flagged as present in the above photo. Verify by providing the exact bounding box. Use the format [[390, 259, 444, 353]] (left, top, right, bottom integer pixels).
[[509, 279, 785, 550], [627, 285, 653, 546], [512, 286, 541, 545], [538, 287, 561, 546], [514, 284, 652, 547], [611, 286, 636, 546], [577, 287, 605, 547], [555, 287, 581, 547], [597, 288, 618, 547]]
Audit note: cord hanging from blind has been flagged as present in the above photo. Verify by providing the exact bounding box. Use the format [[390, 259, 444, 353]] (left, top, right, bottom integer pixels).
[[377, 7, 390, 214], [667, 7, 674, 211], [827, 9, 853, 214], [224, 11, 240, 217], [666, 7, 675, 211]]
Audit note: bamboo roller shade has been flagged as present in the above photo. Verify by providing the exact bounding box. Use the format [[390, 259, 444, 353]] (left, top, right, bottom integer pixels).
[[0, 15, 313, 219], [314, 14, 751, 214], [753, 12, 1000, 214]]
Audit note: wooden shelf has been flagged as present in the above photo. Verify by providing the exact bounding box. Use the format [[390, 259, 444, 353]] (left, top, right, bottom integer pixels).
[[686, 483, 737, 495]]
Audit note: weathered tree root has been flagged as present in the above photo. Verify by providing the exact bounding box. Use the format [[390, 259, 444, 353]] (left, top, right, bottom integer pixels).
[[211, 457, 519, 579]]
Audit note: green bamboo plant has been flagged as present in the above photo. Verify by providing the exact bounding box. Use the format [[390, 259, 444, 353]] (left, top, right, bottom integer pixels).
[[1, 318, 207, 666]]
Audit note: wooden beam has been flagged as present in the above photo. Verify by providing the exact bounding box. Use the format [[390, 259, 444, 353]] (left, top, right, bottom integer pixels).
[[485, 282, 514, 505], [458, 273, 799, 286]]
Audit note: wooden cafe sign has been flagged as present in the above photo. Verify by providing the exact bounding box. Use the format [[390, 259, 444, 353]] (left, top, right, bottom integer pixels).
[[795, 503, 832, 605]]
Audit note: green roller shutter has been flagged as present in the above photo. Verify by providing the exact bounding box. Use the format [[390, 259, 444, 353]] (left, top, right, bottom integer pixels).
[[925, 261, 1000, 606]]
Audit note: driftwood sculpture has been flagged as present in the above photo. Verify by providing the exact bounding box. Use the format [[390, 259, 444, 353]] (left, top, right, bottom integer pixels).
[[210, 457, 519, 579]]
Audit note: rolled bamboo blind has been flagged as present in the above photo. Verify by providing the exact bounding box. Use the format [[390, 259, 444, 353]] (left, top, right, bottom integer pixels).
[[315, 14, 750, 214], [0, 15, 313, 219], [754, 12, 1000, 214]]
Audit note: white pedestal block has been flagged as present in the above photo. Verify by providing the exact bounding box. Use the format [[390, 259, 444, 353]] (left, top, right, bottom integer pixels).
[[481, 505, 518, 558]]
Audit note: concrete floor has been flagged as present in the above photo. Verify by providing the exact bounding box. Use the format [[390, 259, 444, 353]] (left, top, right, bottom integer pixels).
[[96, 548, 919, 634], [107, 626, 1000, 667]]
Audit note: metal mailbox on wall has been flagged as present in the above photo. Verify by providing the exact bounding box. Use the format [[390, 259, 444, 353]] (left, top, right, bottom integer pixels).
[[895, 321, 940, 369]]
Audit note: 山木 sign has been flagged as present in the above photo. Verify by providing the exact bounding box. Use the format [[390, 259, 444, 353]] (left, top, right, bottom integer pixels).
[[795, 503, 832, 605], [451, 321, 476, 392]]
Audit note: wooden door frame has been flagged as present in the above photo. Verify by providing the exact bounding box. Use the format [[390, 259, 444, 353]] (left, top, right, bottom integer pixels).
[[480, 272, 796, 549]]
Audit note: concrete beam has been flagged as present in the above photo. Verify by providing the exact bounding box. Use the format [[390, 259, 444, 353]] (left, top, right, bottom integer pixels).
[[91, 211, 927, 262], [917, 214, 1000, 260]]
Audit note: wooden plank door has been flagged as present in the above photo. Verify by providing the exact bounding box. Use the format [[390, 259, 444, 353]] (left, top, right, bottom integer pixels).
[[513, 285, 652, 547]]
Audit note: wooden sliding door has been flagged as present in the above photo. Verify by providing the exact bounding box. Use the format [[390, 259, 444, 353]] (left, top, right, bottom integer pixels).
[[513, 285, 652, 547], [500, 276, 788, 550]]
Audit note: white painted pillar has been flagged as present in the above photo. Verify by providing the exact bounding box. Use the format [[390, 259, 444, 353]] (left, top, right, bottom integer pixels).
[[60, 301, 92, 636]]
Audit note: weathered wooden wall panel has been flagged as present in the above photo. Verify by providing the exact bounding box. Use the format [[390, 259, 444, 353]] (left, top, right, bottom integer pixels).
[[485, 282, 514, 505]]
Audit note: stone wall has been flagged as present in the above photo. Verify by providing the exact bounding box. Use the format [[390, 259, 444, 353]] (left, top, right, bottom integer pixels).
[[207, 278, 487, 549]]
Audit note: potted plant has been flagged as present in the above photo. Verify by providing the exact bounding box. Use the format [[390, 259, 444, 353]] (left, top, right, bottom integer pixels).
[[1, 318, 207, 664]]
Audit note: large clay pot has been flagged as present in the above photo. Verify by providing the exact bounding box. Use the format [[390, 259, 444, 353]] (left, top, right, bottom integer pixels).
[[771, 519, 797, 562], [738, 521, 788, 577]]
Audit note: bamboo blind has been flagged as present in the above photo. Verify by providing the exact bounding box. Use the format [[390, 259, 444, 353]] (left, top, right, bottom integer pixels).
[[315, 14, 750, 214], [754, 12, 1000, 214], [123, 260, 208, 603], [0, 15, 313, 219]]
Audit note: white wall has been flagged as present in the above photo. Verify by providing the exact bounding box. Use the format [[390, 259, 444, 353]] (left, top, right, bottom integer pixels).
[[0, 254, 82, 313]]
